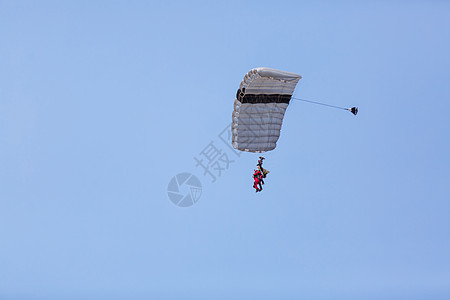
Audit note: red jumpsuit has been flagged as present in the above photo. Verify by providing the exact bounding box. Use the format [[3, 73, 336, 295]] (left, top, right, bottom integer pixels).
[[253, 170, 263, 192]]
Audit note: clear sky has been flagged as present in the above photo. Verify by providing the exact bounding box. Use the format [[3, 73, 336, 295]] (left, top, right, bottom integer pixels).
[[1, 1, 450, 299]]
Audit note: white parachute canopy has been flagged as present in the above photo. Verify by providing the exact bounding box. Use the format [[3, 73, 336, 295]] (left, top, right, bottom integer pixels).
[[232, 67, 302, 153]]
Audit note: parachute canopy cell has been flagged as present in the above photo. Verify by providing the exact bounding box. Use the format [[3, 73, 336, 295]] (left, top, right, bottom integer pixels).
[[232, 67, 302, 153]]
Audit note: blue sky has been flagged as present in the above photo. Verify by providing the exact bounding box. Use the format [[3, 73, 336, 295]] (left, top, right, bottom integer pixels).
[[1, 1, 450, 299]]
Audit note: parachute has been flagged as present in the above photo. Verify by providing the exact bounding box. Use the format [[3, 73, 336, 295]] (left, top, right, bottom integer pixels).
[[232, 67, 302, 153]]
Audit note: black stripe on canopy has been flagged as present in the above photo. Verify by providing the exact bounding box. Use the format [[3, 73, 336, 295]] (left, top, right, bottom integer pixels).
[[236, 89, 292, 104]]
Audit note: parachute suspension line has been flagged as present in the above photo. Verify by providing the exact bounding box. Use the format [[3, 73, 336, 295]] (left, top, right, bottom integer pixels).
[[291, 97, 347, 110], [291, 97, 358, 115]]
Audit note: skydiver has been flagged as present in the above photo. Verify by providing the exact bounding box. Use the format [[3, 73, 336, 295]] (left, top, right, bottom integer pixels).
[[253, 169, 263, 192], [257, 156, 269, 181]]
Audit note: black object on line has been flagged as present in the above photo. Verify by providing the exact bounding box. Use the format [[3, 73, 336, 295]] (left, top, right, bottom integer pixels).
[[291, 97, 358, 115]]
